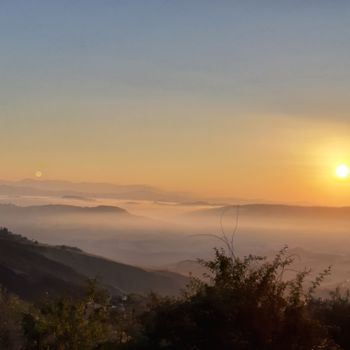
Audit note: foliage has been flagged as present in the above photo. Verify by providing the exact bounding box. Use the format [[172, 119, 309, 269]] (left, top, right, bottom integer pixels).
[[313, 288, 350, 349], [4, 247, 350, 349], [22, 280, 111, 350], [0, 287, 27, 350], [128, 247, 337, 350]]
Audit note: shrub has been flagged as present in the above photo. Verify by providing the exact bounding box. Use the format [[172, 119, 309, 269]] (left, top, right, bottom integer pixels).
[[130, 248, 338, 350]]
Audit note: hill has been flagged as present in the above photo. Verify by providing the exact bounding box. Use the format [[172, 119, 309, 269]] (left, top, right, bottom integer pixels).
[[187, 203, 350, 221], [0, 179, 195, 202], [0, 203, 129, 216], [0, 228, 188, 301]]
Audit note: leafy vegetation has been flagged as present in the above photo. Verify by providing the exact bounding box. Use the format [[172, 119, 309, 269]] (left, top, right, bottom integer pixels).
[[3, 234, 350, 348], [127, 248, 336, 350], [22, 280, 111, 350], [0, 287, 27, 350]]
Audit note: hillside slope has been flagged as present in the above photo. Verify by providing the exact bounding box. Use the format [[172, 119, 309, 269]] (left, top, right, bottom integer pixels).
[[0, 228, 187, 301]]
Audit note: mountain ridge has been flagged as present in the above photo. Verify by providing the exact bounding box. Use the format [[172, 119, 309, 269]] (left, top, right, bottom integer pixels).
[[0, 203, 129, 215], [187, 203, 350, 218], [0, 179, 195, 202], [0, 228, 188, 301]]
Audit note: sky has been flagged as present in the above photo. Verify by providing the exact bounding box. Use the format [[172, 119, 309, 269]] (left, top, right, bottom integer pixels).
[[1, 1, 350, 205]]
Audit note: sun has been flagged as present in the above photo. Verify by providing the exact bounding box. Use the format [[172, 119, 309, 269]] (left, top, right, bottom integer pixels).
[[35, 170, 43, 178], [335, 164, 350, 179]]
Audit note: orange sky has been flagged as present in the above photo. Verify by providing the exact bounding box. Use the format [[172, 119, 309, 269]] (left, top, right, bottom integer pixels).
[[2, 112, 350, 206], [2, 2, 350, 206]]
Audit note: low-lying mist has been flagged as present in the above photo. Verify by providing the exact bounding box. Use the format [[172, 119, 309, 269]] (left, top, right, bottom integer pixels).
[[1, 194, 350, 293]]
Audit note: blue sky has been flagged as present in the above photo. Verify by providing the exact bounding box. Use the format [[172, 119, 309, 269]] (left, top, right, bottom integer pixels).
[[1, 0, 349, 117]]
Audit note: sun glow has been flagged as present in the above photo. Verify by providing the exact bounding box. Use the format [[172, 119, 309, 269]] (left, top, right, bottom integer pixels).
[[35, 171, 43, 178], [335, 164, 350, 179]]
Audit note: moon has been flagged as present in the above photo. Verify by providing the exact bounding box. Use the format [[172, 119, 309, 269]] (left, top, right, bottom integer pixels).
[[335, 164, 349, 179], [35, 171, 43, 178]]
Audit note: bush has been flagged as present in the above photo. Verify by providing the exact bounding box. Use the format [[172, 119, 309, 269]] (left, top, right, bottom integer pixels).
[[0, 287, 27, 350], [5, 247, 350, 349], [22, 280, 111, 350], [129, 248, 338, 349]]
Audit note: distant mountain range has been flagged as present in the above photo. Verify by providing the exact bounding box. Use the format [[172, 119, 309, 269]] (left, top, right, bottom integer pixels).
[[0, 203, 129, 216], [0, 179, 196, 202], [0, 228, 188, 301], [187, 204, 350, 220], [0, 178, 254, 204]]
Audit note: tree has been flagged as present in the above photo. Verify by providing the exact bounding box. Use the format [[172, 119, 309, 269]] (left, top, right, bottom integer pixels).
[[22, 280, 110, 350]]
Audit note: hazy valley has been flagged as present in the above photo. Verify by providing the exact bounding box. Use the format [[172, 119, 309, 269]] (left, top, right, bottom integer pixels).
[[1, 179, 350, 295]]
